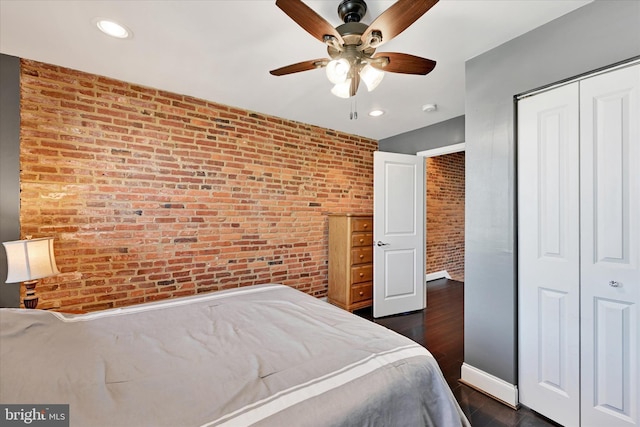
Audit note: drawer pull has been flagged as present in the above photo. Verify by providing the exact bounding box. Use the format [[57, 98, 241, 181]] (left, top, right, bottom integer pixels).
[[359, 273, 364, 278], [359, 239, 364, 244], [363, 223, 368, 229], [359, 291, 364, 296], [359, 254, 364, 259]]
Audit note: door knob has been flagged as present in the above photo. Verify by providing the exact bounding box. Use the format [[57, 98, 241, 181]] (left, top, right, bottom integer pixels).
[[376, 241, 390, 246], [609, 280, 622, 288]]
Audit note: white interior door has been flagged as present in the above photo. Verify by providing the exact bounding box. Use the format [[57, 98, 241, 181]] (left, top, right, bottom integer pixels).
[[580, 64, 639, 427], [517, 82, 581, 427], [373, 151, 425, 318]]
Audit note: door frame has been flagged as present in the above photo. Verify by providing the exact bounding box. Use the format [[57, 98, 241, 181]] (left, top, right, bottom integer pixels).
[[371, 145, 466, 317], [417, 142, 466, 283], [417, 142, 466, 159]]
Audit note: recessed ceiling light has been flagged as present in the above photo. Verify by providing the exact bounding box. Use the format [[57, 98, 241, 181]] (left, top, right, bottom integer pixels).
[[369, 109, 385, 117], [93, 18, 132, 39]]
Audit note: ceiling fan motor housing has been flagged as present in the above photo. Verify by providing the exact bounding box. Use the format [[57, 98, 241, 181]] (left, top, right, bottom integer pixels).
[[338, 0, 367, 23]]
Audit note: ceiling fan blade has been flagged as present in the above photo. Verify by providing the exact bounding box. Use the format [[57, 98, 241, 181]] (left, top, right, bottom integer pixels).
[[361, 0, 438, 48], [276, 0, 344, 45], [372, 52, 436, 75], [270, 58, 329, 76]]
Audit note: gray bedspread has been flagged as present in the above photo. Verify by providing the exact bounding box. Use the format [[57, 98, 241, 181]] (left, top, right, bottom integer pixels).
[[0, 284, 470, 427]]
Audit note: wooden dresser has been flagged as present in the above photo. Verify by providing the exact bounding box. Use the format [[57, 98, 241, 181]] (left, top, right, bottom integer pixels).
[[328, 214, 373, 311]]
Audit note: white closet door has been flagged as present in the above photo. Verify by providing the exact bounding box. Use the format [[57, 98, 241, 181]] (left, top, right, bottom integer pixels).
[[518, 82, 580, 426], [580, 64, 640, 427]]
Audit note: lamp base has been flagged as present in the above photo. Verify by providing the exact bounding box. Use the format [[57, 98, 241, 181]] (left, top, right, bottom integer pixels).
[[23, 296, 39, 309], [23, 280, 39, 309]]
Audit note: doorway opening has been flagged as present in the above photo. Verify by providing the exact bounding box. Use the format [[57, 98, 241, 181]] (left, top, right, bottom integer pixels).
[[418, 143, 465, 282]]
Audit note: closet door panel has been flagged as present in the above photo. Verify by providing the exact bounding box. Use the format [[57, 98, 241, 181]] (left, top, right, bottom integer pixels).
[[581, 64, 640, 427], [518, 82, 580, 427]]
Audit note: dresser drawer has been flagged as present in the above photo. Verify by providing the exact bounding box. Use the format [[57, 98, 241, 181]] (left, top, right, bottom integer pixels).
[[351, 283, 373, 303], [352, 218, 373, 232], [351, 246, 373, 265], [351, 233, 373, 247], [351, 264, 373, 284]]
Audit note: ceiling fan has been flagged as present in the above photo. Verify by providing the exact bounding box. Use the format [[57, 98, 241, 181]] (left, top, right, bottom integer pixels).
[[270, 0, 438, 98]]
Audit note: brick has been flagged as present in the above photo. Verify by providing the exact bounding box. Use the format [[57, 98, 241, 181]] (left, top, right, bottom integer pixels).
[[18, 58, 376, 311]]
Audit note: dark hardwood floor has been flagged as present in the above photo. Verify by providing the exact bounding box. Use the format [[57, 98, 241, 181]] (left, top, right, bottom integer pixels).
[[355, 278, 561, 427]]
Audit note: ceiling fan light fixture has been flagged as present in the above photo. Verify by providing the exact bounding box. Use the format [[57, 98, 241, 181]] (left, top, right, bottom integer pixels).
[[271, 0, 438, 100], [326, 58, 351, 84], [331, 80, 352, 98], [360, 64, 384, 92]]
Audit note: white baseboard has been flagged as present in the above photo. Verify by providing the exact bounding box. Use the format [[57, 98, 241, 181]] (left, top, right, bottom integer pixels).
[[425, 270, 451, 282], [460, 363, 519, 408]]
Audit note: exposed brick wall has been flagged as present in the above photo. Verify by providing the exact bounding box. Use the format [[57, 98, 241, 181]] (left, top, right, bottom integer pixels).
[[18, 59, 376, 312], [426, 152, 465, 281]]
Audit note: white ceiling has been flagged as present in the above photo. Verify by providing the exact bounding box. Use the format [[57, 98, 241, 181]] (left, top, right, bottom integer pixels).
[[0, 0, 591, 140]]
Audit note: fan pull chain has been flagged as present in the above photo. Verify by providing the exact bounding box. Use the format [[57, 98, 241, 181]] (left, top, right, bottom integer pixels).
[[350, 98, 358, 120]]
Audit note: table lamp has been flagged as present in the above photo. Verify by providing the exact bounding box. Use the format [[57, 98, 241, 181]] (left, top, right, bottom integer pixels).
[[2, 236, 60, 309]]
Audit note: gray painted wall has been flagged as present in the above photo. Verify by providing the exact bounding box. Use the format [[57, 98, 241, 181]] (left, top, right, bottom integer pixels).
[[0, 53, 21, 307], [465, 1, 640, 384], [379, 115, 464, 154]]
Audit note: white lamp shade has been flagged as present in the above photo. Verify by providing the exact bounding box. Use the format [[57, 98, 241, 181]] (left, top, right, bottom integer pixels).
[[3, 237, 60, 283], [326, 58, 350, 84], [360, 64, 385, 92], [331, 80, 352, 99]]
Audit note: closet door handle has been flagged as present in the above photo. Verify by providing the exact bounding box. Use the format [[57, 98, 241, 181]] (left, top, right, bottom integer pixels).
[[609, 280, 622, 288], [376, 241, 390, 247]]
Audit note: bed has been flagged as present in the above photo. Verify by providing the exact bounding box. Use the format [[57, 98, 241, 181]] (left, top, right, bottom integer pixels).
[[0, 284, 470, 426]]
